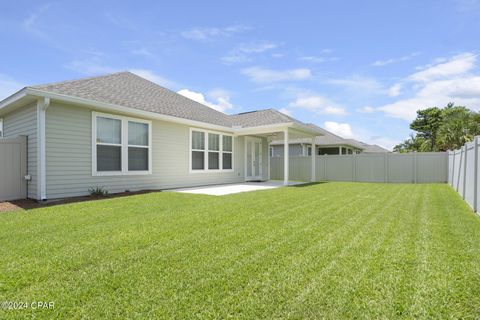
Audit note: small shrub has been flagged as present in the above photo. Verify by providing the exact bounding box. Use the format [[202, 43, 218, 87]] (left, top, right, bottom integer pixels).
[[88, 186, 109, 197]]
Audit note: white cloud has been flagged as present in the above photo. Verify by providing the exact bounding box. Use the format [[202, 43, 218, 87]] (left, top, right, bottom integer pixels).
[[177, 89, 233, 113], [105, 12, 138, 31], [324, 121, 353, 138], [242, 67, 312, 83], [0, 74, 25, 100], [388, 83, 402, 97], [23, 3, 52, 30], [131, 48, 154, 58], [327, 75, 384, 94], [356, 106, 375, 113], [129, 69, 178, 88], [66, 58, 118, 75], [323, 122, 397, 150], [409, 53, 476, 82], [299, 56, 338, 63], [372, 52, 420, 67], [222, 41, 278, 64], [379, 52, 480, 121], [278, 107, 293, 117], [181, 25, 250, 41], [288, 94, 347, 116]]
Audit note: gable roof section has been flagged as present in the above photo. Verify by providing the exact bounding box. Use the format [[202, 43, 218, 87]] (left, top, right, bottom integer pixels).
[[230, 109, 305, 128], [31, 72, 233, 127]]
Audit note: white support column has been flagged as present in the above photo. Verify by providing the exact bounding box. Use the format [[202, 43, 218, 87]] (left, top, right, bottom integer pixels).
[[283, 128, 289, 185], [311, 137, 316, 182], [339, 146, 342, 155], [37, 97, 50, 201]]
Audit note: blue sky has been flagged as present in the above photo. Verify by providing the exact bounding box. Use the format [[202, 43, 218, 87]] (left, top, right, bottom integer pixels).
[[1, 0, 480, 149]]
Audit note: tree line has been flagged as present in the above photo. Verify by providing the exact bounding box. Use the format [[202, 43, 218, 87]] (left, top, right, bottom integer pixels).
[[394, 103, 480, 153]]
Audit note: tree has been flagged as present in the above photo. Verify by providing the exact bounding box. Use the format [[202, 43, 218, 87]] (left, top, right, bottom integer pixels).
[[393, 134, 425, 153], [437, 105, 474, 150], [409, 107, 443, 151], [395, 103, 480, 152]]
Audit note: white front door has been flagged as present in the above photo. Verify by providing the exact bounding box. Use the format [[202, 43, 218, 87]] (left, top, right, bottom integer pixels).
[[245, 137, 262, 181]]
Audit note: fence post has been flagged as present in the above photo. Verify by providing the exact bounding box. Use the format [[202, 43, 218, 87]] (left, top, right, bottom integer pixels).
[[413, 152, 418, 184], [449, 150, 453, 187], [353, 153, 357, 182], [474, 137, 478, 212], [324, 154, 327, 181], [463, 145, 467, 199]]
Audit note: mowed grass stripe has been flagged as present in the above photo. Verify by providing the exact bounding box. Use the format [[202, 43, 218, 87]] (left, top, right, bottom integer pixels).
[[279, 184, 411, 318], [0, 183, 479, 319]]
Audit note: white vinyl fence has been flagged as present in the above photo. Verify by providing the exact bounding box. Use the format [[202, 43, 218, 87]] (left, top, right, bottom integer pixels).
[[270, 152, 448, 184], [448, 137, 480, 212]]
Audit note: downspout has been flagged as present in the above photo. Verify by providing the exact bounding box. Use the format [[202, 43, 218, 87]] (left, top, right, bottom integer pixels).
[[37, 97, 50, 201]]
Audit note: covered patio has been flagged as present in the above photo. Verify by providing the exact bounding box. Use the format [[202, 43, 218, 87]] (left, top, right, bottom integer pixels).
[[235, 125, 321, 185]]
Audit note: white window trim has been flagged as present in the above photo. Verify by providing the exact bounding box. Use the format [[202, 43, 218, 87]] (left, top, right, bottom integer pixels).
[[189, 128, 234, 173], [92, 112, 152, 176], [0, 118, 3, 138]]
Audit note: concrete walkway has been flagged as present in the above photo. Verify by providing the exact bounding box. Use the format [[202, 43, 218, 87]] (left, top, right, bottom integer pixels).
[[166, 181, 305, 196]]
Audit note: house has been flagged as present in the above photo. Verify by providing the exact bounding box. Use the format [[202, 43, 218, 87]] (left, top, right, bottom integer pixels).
[[270, 124, 389, 157], [0, 72, 322, 200]]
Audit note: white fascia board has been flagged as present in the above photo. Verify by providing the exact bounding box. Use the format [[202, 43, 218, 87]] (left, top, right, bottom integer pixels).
[[24, 89, 321, 137], [0, 89, 28, 113], [25, 88, 236, 134], [234, 123, 291, 136]]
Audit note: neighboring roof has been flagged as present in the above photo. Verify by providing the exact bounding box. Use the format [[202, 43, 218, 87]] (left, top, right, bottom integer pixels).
[[347, 139, 390, 153], [230, 109, 305, 127], [271, 124, 364, 149]]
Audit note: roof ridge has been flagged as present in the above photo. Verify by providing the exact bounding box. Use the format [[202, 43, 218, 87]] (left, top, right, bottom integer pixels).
[[124, 72, 232, 120], [30, 71, 130, 89]]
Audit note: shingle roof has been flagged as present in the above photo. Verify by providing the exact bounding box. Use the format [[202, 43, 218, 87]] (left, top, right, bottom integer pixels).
[[347, 139, 390, 153], [230, 109, 305, 127], [31, 72, 233, 127], [29, 71, 316, 130]]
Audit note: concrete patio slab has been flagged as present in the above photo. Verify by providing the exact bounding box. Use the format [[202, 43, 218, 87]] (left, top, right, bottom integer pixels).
[[166, 181, 305, 196]]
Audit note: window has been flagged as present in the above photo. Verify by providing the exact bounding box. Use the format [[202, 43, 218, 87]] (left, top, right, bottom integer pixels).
[[208, 133, 220, 169], [190, 129, 233, 172], [93, 112, 151, 175], [0, 118, 3, 138], [222, 135, 233, 169], [307, 146, 312, 156], [191, 131, 205, 170], [128, 121, 149, 171], [269, 147, 274, 157]]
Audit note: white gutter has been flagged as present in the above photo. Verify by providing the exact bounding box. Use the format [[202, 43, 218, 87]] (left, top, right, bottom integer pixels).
[[26, 88, 237, 133], [24, 88, 324, 136]]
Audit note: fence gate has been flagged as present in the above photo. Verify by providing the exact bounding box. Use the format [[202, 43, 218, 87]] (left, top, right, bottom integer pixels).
[[0, 136, 27, 201]]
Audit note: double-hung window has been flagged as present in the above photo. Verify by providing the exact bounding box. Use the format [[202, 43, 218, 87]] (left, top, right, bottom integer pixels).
[[190, 129, 233, 172], [222, 135, 233, 169], [93, 112, 151, 175]]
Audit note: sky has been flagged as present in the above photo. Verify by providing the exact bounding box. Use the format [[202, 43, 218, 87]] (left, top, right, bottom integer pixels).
[[1, 0, 480, 150]]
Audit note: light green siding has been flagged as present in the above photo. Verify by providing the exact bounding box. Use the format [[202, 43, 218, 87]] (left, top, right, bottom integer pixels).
[[45, 102, 251, 199], [3, 103, 38, 199]]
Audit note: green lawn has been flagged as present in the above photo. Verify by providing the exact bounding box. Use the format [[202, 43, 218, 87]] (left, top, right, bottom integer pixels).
[[1, 183, 480, 319]]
